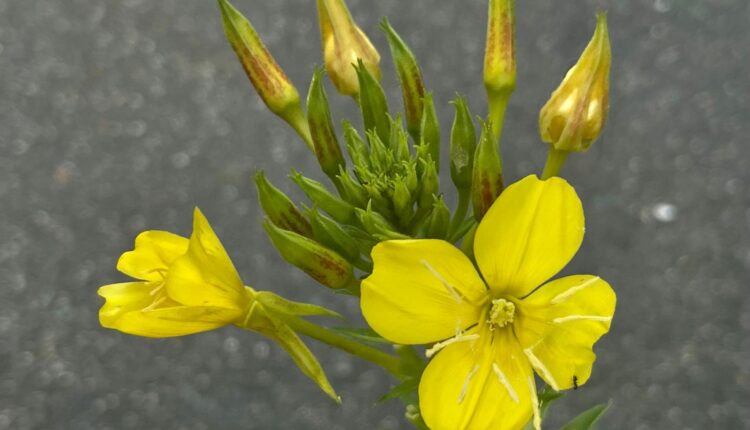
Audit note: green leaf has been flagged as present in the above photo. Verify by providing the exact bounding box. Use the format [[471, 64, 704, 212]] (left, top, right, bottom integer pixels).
[[379, 378, 419, 403], [561, 401, 612, 430]]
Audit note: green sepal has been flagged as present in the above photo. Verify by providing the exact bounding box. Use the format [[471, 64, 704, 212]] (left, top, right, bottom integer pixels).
[[381, 18, 425, 143], [355, 59, 390, 144], [290, 169, 355, 224], [419, 92, 440, 169], [332, 327, 390, 345], [307, 67, 346, 179], [255, 290, 343, 319], [449, 95, 476, 191], [379, 377, 419, 404], [254, 170, 313, 238], [424, 195, 450, 239], [263, 219, 354, 289], [470, 120, 504, 221]]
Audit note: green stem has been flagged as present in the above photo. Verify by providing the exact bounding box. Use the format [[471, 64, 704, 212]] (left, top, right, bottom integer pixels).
[[487, 91, 510, 144], [281, 315, 403, 376], [285, 106, 315, 153], [541, 147, 569, 179], [447, 189, 470, 240]]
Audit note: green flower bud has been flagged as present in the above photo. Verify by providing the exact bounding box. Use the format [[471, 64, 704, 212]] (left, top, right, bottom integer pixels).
[[355, 205, 409, 241], [392, 179, 413, 227], [254, 171, 313, 237], [306, 207, 361, 262], [424, 195, 450, 239], [355, 59, 391, 144], [417, 158, 439, 212], [365, 130, 394, 175], [307, 68, 346, 179], [404, 161, 419, 196], [263, 219, 354, 289], [389, 116, 411, 161], [381, 18, 425, 143], [343, 121, 370, 173], [290, 170, 355, 224], [317, 0, 381, 97], [217, 0, 312, 151], [420, 92, 441, 169], [471, 121, 504, 220], [449, 95, 477, 191], [539, 13, 611, 152], [336, 167, 368, 207]]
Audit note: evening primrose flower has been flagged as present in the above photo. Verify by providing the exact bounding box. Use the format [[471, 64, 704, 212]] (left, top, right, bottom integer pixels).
[[98, 208, 250, 337], [361, 175, 616, 430]]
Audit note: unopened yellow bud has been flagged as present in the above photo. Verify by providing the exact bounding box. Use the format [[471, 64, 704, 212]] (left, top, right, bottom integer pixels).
[[317, 0, 381, 97], [539, 12, 611, 152]]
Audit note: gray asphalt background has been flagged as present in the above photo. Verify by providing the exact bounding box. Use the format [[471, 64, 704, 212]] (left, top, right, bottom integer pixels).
[[1, 0, 749, 429]]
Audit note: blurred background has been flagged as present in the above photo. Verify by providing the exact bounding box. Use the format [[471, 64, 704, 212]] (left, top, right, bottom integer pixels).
[[1, 0, 748, 428]]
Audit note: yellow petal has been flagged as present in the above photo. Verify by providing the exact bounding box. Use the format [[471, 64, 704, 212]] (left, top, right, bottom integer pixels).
[[165, 208, 248, 310], [117, 231, 189, 281], [419, 326, 534, 430], [361, 240, 487, 345], [474, 175, 584, 298], [98, 281, 241, 337], [515, 274, 616, 390]]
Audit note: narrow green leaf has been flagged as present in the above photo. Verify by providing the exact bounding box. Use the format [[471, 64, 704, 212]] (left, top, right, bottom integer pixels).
[[561, 401, 612, 430]]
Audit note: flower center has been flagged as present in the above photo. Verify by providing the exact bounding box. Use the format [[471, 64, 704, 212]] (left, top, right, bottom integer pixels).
[[487, 298, 515, 329]]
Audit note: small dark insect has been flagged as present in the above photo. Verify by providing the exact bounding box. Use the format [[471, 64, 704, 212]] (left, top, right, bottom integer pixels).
[[573, 375, 579, 390]]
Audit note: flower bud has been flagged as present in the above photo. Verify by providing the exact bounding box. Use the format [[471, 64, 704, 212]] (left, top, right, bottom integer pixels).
[[355, 204, 409, 241], [254, 171, 313, 238], [290, 170, 355, 224], [539, 12, 611, 152], [336, 167, 368, 207], [356, 60, 391, 144], [381, 18, 425, 142], [389, 116, 410, 161], [449, 95, 477, 191], [342, 121, 370, 174], [306, 207, 361, 263], [424, 195, 450, 239], [317, 0, 381, 97], [218, 0, 312, 150], [484, 0, 516, 98], [417, 158, 439, 213], [392, 179, 413, 227], [307, 68, 346, 179], [471, 121, 504, 220], [420, 93, 441, 169], [263, 219, 354, 289]]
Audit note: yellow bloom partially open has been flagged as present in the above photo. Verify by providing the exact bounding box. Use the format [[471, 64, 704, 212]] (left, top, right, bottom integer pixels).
[[361, 175, 616, 430], [98, 208, 250, 337]]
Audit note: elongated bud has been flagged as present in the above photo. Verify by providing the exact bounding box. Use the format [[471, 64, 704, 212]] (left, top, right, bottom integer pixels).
[[539, 13, 611, 152], [389, 116, 411, 161], [356, 60, 391, 144], [342, 121, 370, 173], [420, 93, 441, 168], [263, 220, 354, 289], [484, 0, 516, 97], [254, 171, 313, 237], [317, 0, 381, 97], [417, 158, 439, 212], [306, 207, 361, 262], [218, 0, 312, 150], [290, 170, 355, 224], [336, 167, 368, 207], [355, 204, 409, 241], [449, 95, 477, 191], [307, 68, 346, 179], [424, 195, 450, 239], [471, 121, 504, 220], [381, 18, 425, 142]]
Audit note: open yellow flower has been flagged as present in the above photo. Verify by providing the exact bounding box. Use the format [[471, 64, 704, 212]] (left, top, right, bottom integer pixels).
[[98, 208, 250, 337], [361, 175, 616, 430]]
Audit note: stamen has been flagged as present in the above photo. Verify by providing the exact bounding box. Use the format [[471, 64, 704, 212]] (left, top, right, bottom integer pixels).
[[425, 333, 479, 358], [552, 315, 612, 324], [149, 284, 165, 296], [550, 276, 600, 304], [457, 364, 480, 404], [492, 363, 519, 403], [142, 296, 167, 312], [528, 377, 542, 430], [523, 347, 559, 391], [420, 259, 463, 303]]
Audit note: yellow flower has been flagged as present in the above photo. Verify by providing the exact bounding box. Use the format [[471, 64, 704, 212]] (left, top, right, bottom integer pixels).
[[98, 208, 250, 337], [361, 175, 616, 430]]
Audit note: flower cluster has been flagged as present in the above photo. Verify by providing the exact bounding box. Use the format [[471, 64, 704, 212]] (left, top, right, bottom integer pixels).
[[97, 0, 615, 429]]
